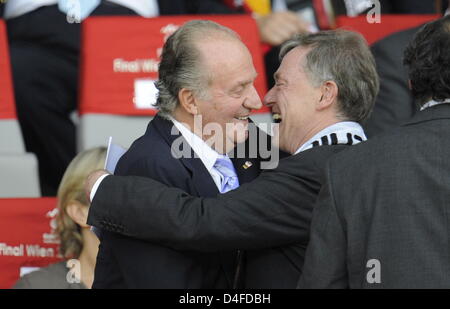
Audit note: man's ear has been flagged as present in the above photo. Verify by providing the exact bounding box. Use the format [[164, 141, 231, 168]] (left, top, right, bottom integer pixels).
[[178, 88, 198, 115], [66, 201, 90, 228], [317, 81, 338, 111]]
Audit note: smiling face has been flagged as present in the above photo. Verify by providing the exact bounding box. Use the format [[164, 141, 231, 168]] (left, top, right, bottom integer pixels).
[[264, 47, 324, 154], [194, 37, 262, 154]]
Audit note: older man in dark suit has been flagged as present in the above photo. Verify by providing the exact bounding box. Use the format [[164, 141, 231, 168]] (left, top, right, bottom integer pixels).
[[86, 29, 379, 288], [299, 15, 450, 288], [92, 20, 271, 289]]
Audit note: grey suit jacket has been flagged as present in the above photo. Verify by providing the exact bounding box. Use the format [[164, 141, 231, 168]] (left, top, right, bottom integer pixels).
[[87, 144, 349, 288], [13, 262, 86, 289], [298, 104, 450, 288]]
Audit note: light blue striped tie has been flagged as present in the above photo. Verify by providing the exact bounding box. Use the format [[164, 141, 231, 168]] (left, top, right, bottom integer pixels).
[[214, 156, 240, 193], [58, 0, 101, 22]]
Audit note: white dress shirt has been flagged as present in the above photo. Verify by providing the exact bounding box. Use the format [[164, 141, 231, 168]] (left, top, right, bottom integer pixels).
[[170, 117, 226, 192], [420, 99, 450, 111]]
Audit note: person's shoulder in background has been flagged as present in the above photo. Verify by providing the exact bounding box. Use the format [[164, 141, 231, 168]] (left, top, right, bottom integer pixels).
[[364, 26, 421, 137], [13, 261, 86, 289]]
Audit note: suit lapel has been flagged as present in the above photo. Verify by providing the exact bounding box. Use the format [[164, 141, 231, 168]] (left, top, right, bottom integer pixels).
[[181, 158, 220, 197], [231, 156, 260, 184], [229, 121, 271, 184], [151, 114, 219, 197]]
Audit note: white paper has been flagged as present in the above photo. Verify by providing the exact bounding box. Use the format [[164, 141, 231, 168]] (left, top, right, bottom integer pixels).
[[19, 267, 40, 277], [105, 137, 127, 174]]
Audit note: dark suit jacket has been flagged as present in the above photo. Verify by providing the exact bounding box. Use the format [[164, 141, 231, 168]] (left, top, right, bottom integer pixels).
[[298, 104, 450, 289], [364, 26, 420, 137], [93, 115, 263, 288], [88, 144, 349, 288]]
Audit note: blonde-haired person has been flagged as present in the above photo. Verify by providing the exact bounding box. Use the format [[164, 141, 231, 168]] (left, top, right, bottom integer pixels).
[[14, 147, 106, 289]]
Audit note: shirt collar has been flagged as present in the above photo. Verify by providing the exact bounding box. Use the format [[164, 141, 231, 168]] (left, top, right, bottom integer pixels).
[[420, 99, 450, 111], [169, 116, 221, 172], [295, 121, 367, 155]]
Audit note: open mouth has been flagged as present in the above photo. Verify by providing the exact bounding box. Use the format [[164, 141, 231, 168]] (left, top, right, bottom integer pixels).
[[272, 113, 282, 124], [234, 116, 249, 121]]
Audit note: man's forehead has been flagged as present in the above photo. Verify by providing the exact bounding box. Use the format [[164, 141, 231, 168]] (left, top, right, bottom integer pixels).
[[283, 46, 310, 63], [234, 70, 258, 84], [200, 40, 253, 68], [195, 36, 246, 52], [276, 46, 310, 77]]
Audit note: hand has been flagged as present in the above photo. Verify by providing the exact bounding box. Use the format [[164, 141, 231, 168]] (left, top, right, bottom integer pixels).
[[255, 11, 310, 46], [85, 169, 110, 203]]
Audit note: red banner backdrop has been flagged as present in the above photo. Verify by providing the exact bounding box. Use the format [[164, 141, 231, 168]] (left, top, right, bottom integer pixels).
[[0, 198, 62, 289], [0, 20, 17, 120], [79, 15, 270, 116]]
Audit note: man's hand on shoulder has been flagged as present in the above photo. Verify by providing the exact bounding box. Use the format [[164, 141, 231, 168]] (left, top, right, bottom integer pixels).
[[85, 169, 111, 203]]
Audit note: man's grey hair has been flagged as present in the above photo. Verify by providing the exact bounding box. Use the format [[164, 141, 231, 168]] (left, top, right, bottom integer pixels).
[[155, 20, 240, 118], [279, 30, 379, 123]]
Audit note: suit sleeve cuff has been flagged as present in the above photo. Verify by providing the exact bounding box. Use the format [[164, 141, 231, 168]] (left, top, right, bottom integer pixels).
[[90, 174, 111, 202]]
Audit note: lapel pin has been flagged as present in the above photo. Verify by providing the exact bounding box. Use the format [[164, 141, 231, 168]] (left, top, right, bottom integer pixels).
[[243, 161, 253, 170]]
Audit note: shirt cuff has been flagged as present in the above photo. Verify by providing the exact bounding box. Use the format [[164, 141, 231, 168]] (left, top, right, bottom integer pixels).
[[90, 174, 110, 202]]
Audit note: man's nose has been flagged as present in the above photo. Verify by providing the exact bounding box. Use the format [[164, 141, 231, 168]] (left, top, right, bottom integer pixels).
[[244, 86, 263, 110], [263, 86, 276, 108]]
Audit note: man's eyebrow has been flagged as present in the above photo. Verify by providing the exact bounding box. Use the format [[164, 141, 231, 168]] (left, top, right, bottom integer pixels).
[[239, 80, 252, 87], [233, 74, 258, 89], [273, 72, 281, 81], [274, 72, 287, 83], [242, 73, 258, 85]]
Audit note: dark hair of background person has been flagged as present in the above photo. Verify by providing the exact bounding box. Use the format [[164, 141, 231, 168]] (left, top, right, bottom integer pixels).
[[403, 15, 450, 105]]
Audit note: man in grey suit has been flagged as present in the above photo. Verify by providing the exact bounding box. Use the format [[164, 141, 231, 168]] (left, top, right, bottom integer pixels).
[[298, 15, 450, 288]]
